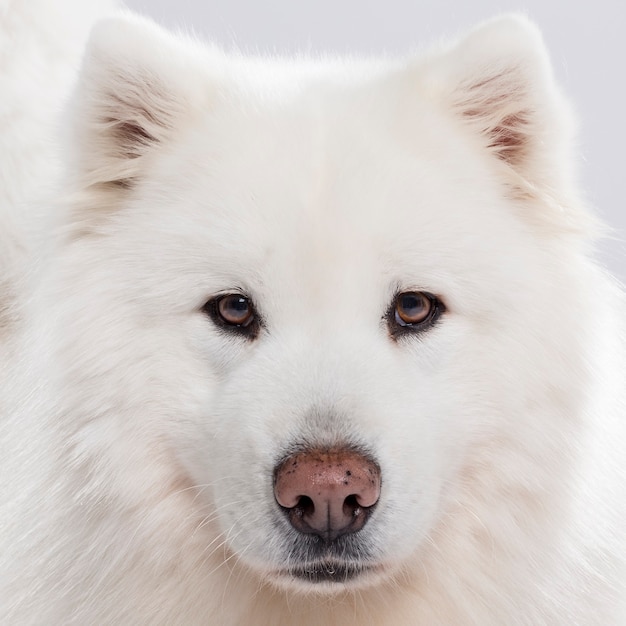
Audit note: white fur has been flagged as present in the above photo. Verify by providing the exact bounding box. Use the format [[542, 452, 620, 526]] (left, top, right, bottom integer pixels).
[[0, 0, 117, 321], [1, 9, 624, 625]]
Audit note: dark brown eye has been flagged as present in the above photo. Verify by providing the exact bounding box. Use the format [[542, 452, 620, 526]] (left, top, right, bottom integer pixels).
[[203, 293, 260, 338], [217, 294, 254, 327], [388, 290, 444, 337], [395, 292, 432, 326]]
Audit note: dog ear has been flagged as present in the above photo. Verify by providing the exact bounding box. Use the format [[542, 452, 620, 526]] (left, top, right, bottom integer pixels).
[[422, 15, 577, 200], [69, 13, 215, 193]]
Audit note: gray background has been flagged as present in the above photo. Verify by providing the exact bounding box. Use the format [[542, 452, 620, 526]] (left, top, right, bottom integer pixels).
[[125, 0, 625, 282]]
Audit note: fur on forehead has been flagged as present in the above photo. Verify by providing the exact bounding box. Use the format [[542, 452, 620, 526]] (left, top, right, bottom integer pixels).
[[66, 11, 594, 239]]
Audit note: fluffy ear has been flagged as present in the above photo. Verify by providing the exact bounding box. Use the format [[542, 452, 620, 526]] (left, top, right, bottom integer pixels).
[[69, 13, 215, 192], [423, 15, 576, 199]]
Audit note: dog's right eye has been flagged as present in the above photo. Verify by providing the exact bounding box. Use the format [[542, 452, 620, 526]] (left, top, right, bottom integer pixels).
[[202, 294, 259, 338]]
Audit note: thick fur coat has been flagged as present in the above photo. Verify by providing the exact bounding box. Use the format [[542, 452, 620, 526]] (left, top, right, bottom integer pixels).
[[1, 6, 624, 625]]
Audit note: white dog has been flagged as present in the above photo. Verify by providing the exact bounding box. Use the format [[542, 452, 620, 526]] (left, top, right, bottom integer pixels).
[[1, 7, 624, 625]]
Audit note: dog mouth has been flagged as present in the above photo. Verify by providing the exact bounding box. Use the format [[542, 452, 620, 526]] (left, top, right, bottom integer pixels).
[[278, 560, 379, 585]]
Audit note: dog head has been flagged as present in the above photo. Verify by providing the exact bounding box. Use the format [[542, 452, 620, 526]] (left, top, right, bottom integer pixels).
[[48, 13, 595, 592]]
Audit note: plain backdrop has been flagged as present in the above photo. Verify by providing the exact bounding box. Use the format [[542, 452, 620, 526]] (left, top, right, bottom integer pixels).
[[125, 0, 625, 282]]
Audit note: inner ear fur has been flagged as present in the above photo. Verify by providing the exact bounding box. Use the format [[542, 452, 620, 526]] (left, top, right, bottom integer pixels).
[[69, 13, 216, 192], [425, 15, 577, 195]]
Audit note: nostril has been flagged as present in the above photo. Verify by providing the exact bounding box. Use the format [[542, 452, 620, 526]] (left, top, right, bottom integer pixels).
[[343, 494, 360, 516], [342, 493, 373, 526], [292, 495, 315, 519]]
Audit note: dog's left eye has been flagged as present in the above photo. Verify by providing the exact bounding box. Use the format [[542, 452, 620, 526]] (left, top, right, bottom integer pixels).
[[389, 291, 443, 336], [217, 295, 254, 326], [395, 292, 431, 325]]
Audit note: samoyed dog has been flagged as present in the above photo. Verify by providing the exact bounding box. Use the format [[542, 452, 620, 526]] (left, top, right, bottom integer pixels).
[[1, 7, 624, 625]]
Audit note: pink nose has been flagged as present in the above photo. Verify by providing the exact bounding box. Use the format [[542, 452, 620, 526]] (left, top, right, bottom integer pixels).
[[274, 447, 381, 541]]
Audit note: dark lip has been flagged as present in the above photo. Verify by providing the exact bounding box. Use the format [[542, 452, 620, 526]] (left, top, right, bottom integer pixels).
[[281, 560, 374, 584]]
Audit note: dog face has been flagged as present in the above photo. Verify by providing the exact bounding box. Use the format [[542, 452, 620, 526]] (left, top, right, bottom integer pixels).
[[49, 14, 592, 591]]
